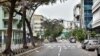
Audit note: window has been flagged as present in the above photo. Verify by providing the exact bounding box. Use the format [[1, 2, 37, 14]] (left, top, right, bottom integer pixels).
[[84, 5, 92, 10], [0, 32, 2, 47], [84, 0, 93, 5], [34, 23, 40, 25], [41, 19, 43, 21], [3, 21, 8, 28], [84, 13, 92, 17], [35, 31, 39, 33]]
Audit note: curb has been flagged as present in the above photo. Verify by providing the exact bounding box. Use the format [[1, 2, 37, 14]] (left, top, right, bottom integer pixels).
[[15, 46, 43, 56]]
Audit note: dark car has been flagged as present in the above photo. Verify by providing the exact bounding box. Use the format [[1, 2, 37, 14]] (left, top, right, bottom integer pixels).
[[69, 38, 76, 43]]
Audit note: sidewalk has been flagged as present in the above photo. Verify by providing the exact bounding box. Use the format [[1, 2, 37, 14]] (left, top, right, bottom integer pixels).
[[0, 42, 43, 56]]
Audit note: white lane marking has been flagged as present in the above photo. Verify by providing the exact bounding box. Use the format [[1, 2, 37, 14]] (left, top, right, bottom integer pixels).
[[68, 46, 70, 47], [88, 54, 91, 56], [72, 46, 75, 48], [53, 46, 56, 47], [58, 46, 61, 47], [35, 50, 39, 52], [48, 45, 52, 47], [63, 46, 67, 49], [64, 47, 67, 49], [58, 46, 62, 56], [47, 45, 55, 49]]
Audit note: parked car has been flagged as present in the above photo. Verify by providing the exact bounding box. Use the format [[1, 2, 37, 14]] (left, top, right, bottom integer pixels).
[[69, 38, 76, 43], [81, 40, 88, 49], [82, 39, 98, 51]]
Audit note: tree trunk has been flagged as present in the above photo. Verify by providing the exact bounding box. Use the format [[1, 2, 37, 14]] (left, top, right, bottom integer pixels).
[[22, 7, 28, 49], [14, 9, 36, 47], [25, 18, 35, 47], [3, 0, 16, 54]]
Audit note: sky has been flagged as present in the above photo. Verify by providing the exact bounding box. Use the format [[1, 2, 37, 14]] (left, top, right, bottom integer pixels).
[[35, 0, 80, 21]]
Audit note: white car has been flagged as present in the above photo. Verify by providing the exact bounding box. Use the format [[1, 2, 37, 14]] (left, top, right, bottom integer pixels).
[[81, 40, 89, 49], [85, 39, 98, 51]]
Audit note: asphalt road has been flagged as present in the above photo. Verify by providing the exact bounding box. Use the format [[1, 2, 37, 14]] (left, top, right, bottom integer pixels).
[[20, 41, 97, 56]]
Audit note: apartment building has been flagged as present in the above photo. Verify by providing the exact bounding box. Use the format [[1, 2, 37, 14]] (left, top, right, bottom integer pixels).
[[63, 20, 75, 31], [31, 15, 45, 38], [0, 6, 23, 52], [73, 4, 81, 28]]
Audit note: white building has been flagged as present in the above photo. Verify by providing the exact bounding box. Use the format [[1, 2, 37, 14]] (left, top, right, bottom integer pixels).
[[0, 6, 23, 52], [63, 20, 75, 31], [92, 0, 100, 30], [31, 15, 45, 37], [73, 4, 81, 28]]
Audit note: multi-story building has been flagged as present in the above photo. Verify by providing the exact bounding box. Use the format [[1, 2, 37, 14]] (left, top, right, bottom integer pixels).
[[81, 0, 93, 29], [63, 20, 75, 31], [0, 6, 23, 52], [31, 15, 45, 38], [92, 0, 100, 33], [73, 4, 81, 28]]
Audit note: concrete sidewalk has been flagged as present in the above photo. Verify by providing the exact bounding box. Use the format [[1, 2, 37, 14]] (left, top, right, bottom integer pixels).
[[0, 42, 43, 56]]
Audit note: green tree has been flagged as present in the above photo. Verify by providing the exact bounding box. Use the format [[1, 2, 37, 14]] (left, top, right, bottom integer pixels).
[[90, 31, 96, 38], [71, 29, 86, 42], [42, 19, 64, 41], [15, 0, 66, 47], [0, 0, 66, 54]]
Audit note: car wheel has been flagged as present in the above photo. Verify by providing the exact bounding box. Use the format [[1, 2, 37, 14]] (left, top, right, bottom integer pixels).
[[97, 54, 100, 56], [82, 46, 85, 49], [86, 46, 89, 51], [90, 49, 95, 51], [97, 49, 100, 56]]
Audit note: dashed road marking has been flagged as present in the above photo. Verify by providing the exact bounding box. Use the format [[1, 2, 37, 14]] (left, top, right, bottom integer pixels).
[[35, 50, 39, 52], [58, 46, 62, 56], [68, 46, 71, 47], [63, 46, 67, 49], [58, 46, 61, 47]]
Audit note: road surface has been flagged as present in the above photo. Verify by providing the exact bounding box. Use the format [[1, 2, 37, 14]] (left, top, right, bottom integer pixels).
[[19, 41, 97, 56]]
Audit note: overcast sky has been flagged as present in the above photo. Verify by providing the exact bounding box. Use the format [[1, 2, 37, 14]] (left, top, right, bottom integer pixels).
[[35, 0, 80, 21]]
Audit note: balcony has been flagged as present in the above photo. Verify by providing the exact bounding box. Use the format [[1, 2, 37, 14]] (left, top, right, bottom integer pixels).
[[3, 17, 18, 22]]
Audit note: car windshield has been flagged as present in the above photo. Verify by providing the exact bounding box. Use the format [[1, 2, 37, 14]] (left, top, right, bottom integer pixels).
[[88, 40, 98, 44]]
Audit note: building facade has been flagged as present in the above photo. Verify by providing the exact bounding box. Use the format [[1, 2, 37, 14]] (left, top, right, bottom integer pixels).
[[73, 4, 81, 28], [63, 20, 75, 31], [81, 0, 93, 29], [31, 15, 45, 38], [0, 6, 23, 52], [92, 0, 100, 33]]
